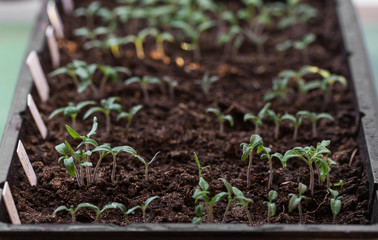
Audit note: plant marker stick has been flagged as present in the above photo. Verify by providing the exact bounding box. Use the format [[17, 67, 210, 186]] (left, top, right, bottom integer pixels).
[[47, 1, 64, 39], [2, 182, 21, 225], [61, 0, 74, 14], [16, 141, 37, 186], [27, 94, 48, 139], [46, 26, 60, 68], [26, 51, 50, 102]]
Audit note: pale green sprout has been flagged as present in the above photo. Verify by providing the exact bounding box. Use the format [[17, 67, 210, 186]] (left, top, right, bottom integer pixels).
[[276, 40, 292, 53], [293, 33, 316, 63], [52, 203, 100, 223], [192, 177, 228, 223], [325, 158, 337, 188], [55, 117, 99, 186], [334, 180, 344, 189], [134, 196, 160, 222], [218, 178, 236, 223], [123, 28, 158, 59], [92, 144, 137, 184], [297, 111, 334, 138], [263, 190, 278, 223], [257, 145, 282, 189], [75, 1, 101, 26], [244, 103, 270, 134], [278, 65, 319, 84], [125, 76, 161, 103], [240, 134, 263, 188], [117, 105, 143, 129], [74, 27, 109, 41], [192, 205, 204, 224], [264, 78, 293, 103], [197, 71, 219, 96], [97, 65, 131, 97], [282, 113, 304, 141], [328, 189, 344, 224], [163, 76, 178, 99], [232, 187, 254, 225], [320, 74, 348, 103], [288, 183, 307, 224], [245, 29, 268, 60], [150, 29, 175, 57], [193, 152, 211, 178], [84, 97, 122, 135], [206, 108, 234, 134], [96, 7, 118, 32], [297, 79, 321, 95], [49, 101, 95, 129], [267, 110, 285, 139], [133, 152, 160, 181], [278, 0, 317, 29], [84, 34, 127, 58], [100, 202, 139, 225]]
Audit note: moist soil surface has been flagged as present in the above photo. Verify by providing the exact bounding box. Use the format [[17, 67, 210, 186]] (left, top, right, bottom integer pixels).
[[11, 0, 370, 225]]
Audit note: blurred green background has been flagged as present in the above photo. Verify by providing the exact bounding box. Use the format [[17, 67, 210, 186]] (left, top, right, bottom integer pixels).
[[0, 0, 377, 137]]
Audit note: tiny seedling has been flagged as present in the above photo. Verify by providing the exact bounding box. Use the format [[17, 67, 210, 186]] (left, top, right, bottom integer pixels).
[[125, 76, 161, 103], [275, 40, 292, 54], [52, 203, 100, 223], [96, 7, 119, 32], [293, 33, 316, 63], [218, 178, 235, 223], [278, 1, 317, 29], [240, 134, 263, 188], [288, 183, 307, 224], [244, 103, 270, 134], [267, 110, 285, 139], [263, 78, 293, 103], [74, 1, 101, 26], [257, 145, 279, 189], [334, 180, 344, 189], [245, 29, 268, 60], [163, 76, 178, 99], [194, 152, 211, 178], [117, 105, 143, 129], [328, 189, 344, 224], [97, 65, 132, 96], [206, 108, 234, 134], [192, 177, 228, 223], [49, 101, 95, 129], [325, 158, 337, 188], [92, 144, 137, 184], [153, 30, 175, 58], [282, 113, 304, 141], [123, 28, 158, 59], [84, 97, 122, 135], [134, 196, 159, 223], [232, 187, 254, 225], [192, 204, 204, 224], [278, 65, 319, 84], [197, 71, 219, 96], [100, 202, 139, 225], [84, 34, 128, 58], [297, 79, 321, 96], [320, 73, 348, 103], [297, 111, 334, 138], [285, 140, 331, 195], [74, 27, 109, 41], [133, 152, 160, 181], [263, 190, 278, 223]]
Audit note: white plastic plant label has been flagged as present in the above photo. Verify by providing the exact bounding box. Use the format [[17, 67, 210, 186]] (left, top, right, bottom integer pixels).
[[61, 0, 74, 14], [26, 51, 50, 103], [46, 26, 60, 68], [27, 94, 48, 140], [16, 140, 38, 186], [47, 0, 65, 39], [2, 182, 21, 225]]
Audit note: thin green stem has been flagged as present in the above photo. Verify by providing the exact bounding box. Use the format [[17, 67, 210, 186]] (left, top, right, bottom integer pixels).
[[222, 200, 232, 223], [244, 205, 253, 226], [268, 157, 273, 189], [145, 164, 149, 181], [247, 151, 253, 188], [111, 154, 117, 184]]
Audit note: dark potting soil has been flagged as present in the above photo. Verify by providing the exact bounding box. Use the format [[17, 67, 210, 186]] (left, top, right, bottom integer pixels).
[[11, 0, 370, 225]]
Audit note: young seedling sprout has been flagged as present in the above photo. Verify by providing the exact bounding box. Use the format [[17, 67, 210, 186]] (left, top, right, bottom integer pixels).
[[117, 105, 143, 129], [134, 196, 159, 223], [97, 65, 131, 97], [285, 140, 331, 195], [92, 144, 137, 184], [100, 202, 139, 225], [267, 110, 285, 139], [123, 28, 157, 59], [325, 158, 337, 188], [232, 187, 254, 225], [320, 73, 348, 104], [263, 78, 293, 103], [56, 117, 99, 186], [49, 101, 95, 129], [263, 190, 278, 223], [74, 27, 109, 41], [125, 76, 161, 103], [52, 203, 100, 223], [244, 103, 270, 134], [288, 183, 307, 224], [194, 152, 211, 178], [293, 33, 316, 63], [297, 111, 334, 138], [218, 178, 235, 223], [240, 134, 263, 188], [282, 113, 304, 141], [206, 108, 234, 134], [257, 145, 282, 189], [192, 177, 228, 223], [153, 30, 175, 58], [328, 189, 344, 224], [84, 34, 128, 58], [74, 1, 101, 27], [84, 97, 122, 135], [197, 71, 219, 96], [163, 76, 178, 99], [133, 152, 160, 181]]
